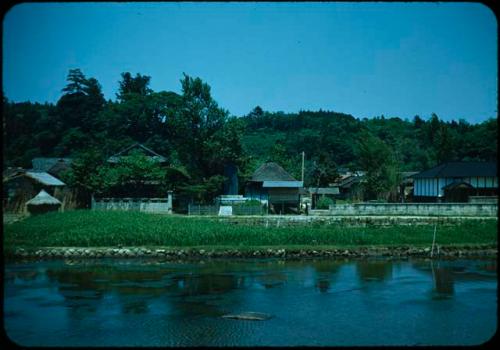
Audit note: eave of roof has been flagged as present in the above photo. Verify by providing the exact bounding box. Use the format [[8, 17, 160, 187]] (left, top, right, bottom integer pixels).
[[262, 181, 303, 188], [25, 171, 66, 186]]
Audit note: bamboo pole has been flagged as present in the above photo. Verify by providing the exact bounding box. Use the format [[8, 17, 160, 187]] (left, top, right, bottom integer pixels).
[[430, 223, 437, 258]]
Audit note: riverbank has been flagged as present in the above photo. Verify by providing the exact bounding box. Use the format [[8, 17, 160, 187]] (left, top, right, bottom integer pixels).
[[3, 210, 497, 259], [5, 243, 498, 260]]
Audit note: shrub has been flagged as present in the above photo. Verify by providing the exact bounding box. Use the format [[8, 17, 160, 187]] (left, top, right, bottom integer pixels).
[[316, 196, 334, 209]]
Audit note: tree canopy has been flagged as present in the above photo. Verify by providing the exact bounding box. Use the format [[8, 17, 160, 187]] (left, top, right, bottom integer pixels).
[[3, 69, 497, 202]]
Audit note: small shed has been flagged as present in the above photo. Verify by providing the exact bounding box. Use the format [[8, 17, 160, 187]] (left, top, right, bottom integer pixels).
[[3, 169, 66, 213], [26, 190, 62, 215], [308, 187, 340, 208]]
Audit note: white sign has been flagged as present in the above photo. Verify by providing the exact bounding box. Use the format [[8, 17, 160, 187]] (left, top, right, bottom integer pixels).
[[218, 206, 233, 216]]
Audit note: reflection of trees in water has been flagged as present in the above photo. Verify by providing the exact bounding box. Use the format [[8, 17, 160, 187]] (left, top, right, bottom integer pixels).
[[412, 259, 497, 299], [43, 262, 244, 321], [431, 263, 454, 296], [356, 260, 393, 283], [312, 260, 342, 293], [4, 269, 39, 283], [254, 269, 288, 289]]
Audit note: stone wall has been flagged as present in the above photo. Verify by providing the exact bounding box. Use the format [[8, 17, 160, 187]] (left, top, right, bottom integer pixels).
[[327, 203, 498, 217], [216, 215, 495, 227], [92, 196, 172, 214]]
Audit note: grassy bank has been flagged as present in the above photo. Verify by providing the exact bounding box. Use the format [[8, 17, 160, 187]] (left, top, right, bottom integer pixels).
[[3, 210, 497, 250]]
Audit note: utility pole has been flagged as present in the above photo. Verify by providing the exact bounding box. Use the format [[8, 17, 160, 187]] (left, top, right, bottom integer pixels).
[[301, 151, 305, 183]]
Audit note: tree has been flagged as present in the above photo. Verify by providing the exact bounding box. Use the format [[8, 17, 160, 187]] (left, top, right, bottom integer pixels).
[[61, 68, 86, 94], [103, 150, 168, 197], [169, 74, 244, 179], [435, 124, 455, 163], [61, 148, 108, 207], [56, 69, 106, 139], [116, 72, 152, 101], [310, 151, 339, 187], [355, 133, 400, 201]]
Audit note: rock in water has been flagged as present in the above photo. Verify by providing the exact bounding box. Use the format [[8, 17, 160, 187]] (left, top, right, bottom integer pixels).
[[222, 312, 273, 321]]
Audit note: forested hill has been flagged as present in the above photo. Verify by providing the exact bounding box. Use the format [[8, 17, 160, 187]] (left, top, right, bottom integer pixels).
[[3, 69, 497, 192], [240, 108, 497, 182]]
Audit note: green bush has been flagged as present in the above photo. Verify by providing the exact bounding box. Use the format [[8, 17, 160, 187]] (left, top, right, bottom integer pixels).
[[232, 199, 262, 207], [316, 196, 334, 209]]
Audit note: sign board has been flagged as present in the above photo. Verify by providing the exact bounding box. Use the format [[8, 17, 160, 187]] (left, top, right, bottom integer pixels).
[[218, 205, 233, 216]]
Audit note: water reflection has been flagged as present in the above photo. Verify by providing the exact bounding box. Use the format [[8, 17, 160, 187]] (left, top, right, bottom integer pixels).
[[356, 260, 393, 283], [313, 260, 342, 293], [4, 258, 498, 346], [42, 261, 246, 318], [431, 262, 455, 296]]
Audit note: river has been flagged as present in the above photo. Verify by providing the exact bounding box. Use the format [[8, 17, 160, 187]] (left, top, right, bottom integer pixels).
[[4, 257, 497, 346]]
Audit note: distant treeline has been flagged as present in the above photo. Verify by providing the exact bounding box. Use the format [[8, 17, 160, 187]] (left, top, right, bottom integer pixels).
[[3, 69, 497, 200]]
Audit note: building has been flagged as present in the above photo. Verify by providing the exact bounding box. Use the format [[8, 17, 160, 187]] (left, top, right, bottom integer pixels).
[[3, 168, 66, 213], [245, 161, 303, 214], [26, 189, 62, 215], [91, 143, 173, 213], [307, 187, 340, 208], [31, 157, 73, 179], [331, 170, 365, 200], [398, 171, 419, 202], [412, 162, 497, 202]]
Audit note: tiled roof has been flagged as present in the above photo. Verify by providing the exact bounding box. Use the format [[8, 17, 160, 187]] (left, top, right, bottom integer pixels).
[[413, 162, 497, 178], [251, 162, 297, 182], [107, 143, 167, 163], [32, 158, 72, 172], [308, 187, 340, 195]]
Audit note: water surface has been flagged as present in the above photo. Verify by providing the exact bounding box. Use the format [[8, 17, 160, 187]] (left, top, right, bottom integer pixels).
[[4, 257, 497, 346]]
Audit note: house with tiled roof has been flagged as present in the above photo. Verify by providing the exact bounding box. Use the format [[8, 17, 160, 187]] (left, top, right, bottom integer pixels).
[[244, 161, 303, 214], [412, 162, 497, 202]]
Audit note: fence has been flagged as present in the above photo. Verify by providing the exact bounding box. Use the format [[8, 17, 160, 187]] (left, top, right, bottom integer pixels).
[[188, 204, 264, 216], [92, 197, 172, 214]]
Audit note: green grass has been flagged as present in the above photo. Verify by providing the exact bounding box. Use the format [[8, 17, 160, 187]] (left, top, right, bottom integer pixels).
[[3, 210, 497, 249]]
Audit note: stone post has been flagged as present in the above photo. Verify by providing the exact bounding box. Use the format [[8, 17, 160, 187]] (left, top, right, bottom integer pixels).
[[167, 191, 173, 214]]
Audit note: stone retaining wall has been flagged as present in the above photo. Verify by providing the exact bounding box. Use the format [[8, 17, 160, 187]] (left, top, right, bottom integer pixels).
[[214, 215, 496, 227], [6, 244, 497, 260], [327, 203, 498, 217]]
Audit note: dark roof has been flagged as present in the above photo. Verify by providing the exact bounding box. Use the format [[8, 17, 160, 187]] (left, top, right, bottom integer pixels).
[[32, 158, 72, 172], [400, 171, 419, 179], [47, 160, 72, 178], [308, 187, 340, 195], [250, 162, 297, 182], [107, 143, 167, 163], [413, 162, 497, 179], [3, 167, 25, 181]]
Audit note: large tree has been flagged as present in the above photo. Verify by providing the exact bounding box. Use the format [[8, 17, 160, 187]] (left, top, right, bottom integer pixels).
[[355, 133, 400, 201]]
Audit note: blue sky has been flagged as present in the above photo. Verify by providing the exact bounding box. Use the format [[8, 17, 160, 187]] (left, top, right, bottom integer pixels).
[[2, 2, 497, 123]]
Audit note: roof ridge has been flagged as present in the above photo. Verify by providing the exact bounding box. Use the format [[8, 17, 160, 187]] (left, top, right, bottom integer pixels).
[[109, 143, 166, 159]]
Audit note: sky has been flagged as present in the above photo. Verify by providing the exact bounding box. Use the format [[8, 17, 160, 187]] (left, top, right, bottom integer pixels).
[[2, 2, 497, 123]]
